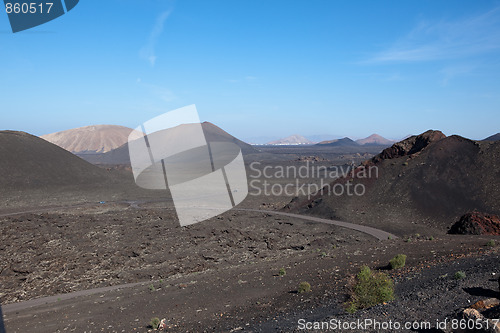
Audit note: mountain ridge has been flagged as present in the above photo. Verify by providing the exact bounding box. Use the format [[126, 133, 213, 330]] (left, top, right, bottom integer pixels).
[[41, 125, 135, 154]]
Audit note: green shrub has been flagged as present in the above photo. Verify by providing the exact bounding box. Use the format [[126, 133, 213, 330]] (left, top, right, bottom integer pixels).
[[346, 302, 357, 314], [347, 266, 394, 312], [402, 162, 408, 166], [279, 268, 286, 276], [429, 236, 434, 241], [486, 240, 496, 247], [389, 254, 407, 270], [298, 282, 311, 293], [454, 271, 466, 280], [150, 317, 160, 329], [148, 284, 155, 291]]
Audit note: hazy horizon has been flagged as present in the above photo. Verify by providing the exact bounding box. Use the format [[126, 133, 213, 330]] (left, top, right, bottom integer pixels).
[[2, 0, 500, 141]]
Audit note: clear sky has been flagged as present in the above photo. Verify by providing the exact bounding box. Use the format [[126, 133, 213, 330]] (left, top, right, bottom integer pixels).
[[1, 0, 499, 141]]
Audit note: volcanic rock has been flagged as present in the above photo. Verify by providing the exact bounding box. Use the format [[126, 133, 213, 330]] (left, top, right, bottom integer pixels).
[[449, 212, 500, 235]]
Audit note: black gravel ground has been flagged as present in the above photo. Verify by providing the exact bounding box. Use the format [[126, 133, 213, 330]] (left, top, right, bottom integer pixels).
[[249, 251, 499, 332]]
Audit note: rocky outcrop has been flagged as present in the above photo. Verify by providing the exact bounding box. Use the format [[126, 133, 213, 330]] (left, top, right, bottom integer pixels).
[[370, 130, 446, 164], [449, 212, 500, 235]]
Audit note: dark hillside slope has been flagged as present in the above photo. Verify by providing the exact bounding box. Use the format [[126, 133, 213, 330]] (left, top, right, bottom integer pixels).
[[290, 130, 500, 234], [0, 131, 113, 190]]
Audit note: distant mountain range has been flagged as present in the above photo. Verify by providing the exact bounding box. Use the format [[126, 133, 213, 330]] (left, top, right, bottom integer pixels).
[[266, 134, 313, 145], [41, 125, 134, 154], [315, 134, 394, 147], [264, 133, 394, 146]]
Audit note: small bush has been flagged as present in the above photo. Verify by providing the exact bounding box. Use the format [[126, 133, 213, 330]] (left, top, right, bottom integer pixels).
[[298, 282, 311, 293], [150, 317, 160, 329], [148, 284, 155, 291], [346, 302, 357, 314], [320, 252, 327, 257], [429, 236, 434, 241], [346, 266, 394, 312], [389, 254, 407, 270], [486, 240, 496, 247], [402, 162, 409, 166], [279, 268, 286, 276], [454, 271, 466, 280]]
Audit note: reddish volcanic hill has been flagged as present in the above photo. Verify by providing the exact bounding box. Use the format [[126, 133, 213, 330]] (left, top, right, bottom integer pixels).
[[41, 125, 134, 154], [355, 134, 394, 146], [289, 130, 500, 235]]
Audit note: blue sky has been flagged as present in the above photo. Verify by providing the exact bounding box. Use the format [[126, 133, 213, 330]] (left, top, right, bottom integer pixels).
[[1, 0, 499, 141]]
